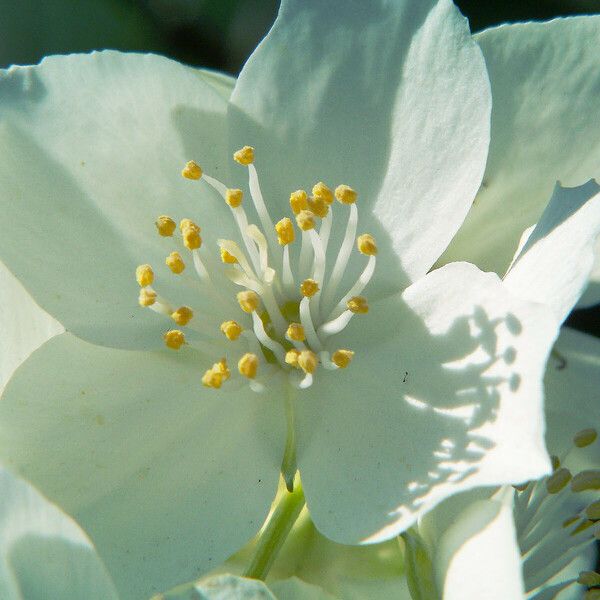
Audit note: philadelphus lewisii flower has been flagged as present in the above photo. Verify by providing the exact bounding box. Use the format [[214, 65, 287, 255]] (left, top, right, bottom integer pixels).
[[0, 1, 599, 599]]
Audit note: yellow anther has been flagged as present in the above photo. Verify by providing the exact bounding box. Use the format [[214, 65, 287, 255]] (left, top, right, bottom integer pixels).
[[138, 288, 157, 307], [296, 210, 316, 231], [202, 368, 223, 389], [563, 515, 579, 529], [551, 455, 561, 471], [164, 329, 185, 350], [135, 264, 154, 287], [233, 146, 255, 165], [220, 320, 243, 341], [285, 349, 300, 368], [572, 519, 595, 535], [572, 470, 600, 492], [290, 190, 308, 215], [237, 290, 260, 313], [347, 296, 369, 314], [300, 279, 319, 298], [286, 323, 305, 342], [307, 195, 329, 218], [275, 218, 295, 246], [182, 227, 202, 250], [166, 251, 185, 274], [332, 349, 354, 369], [238, 353, 259, 379], [179, 218, 200, 233], [312, 181, 333, 204], [171, 306, 194, 326], [585, 500, 600, 520], [214, 357, 230, 381], [513, 482, 529, 492], [579, 572, 600, 587], [155, 215, 176, 237], [298, 350, 318, 374], [357, 233, 378, 256], [335, 184, 357, 204], [225, 188, 243, 208], [546, 467, 572, 494], [181, 160, 202, 180], [574, 428, 598, 448], [220, 247, 238, 264]]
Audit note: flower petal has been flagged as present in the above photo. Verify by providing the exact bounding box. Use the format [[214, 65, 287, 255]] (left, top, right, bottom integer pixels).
[[0, 466, 119, 600], [230, 0, 491, 286], [0, 51, 235, 350], [295, 262, 557, 544], [0, 260, 63, 391], [0, 333, 286, 599], [504, 180, 600, 324], [194, 574, 276, 599], [442, 16, 600, 275]]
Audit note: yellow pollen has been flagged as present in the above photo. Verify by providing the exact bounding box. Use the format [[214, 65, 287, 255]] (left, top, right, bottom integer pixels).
[[233, 146, 255, 165], [290, 190, 308, 214], [214, 358, 230, 381], [135, 264, 154, 287], [155, 215, 176, 237], [164, 329, 185, 350], [574, 428, 598, 448], [225, 188, 243, 208], [220, 248, 238, 264], [182, 227, 202, 250], [312, 182, 333, 204], [202, 368, 223, 389], [286, 323, 305, 342], [335, 184, 357, 204], [138, 288, 157, 307], [357, 233, 378, 256], [585, 500, 600, 521], [285, 348, 300, 368], [579, 572, 600, 587], [181, 160, 202, 180], [300, 279, 319, 298], [296, 210, 316, 231], [220, 320, 243, 341], [307, 195, 329, 218], [238, 353, 259, 379], [166, 251, 185, 274], [332, 349, 354, 369], [275, 218, 295, 246], [546, 467, 572, 494], [180, 218, 200, 233], [347, 296, 369, 314], [237, 290, 260, 313], [171, 306, 194, 326], [298, 350, 318, 374], [572, 519, 595, 535], [571, 470, 600, 492]]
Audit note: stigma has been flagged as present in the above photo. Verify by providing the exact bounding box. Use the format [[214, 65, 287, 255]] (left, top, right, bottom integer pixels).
[[136, 146, 378, 393]]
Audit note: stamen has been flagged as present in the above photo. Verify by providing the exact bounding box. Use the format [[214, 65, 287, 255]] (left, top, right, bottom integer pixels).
[[334, 184, 357, 205], [585, 500, 600, 520], [237, 290, 260, 313], [574, 428, 598, 448], [246, 225, 271, 279], [307, 195, 329, 218], [282, 245, 295, 294], [180, 218, 200, 233], [225, 188, 243, 208], [138, 288, 157, 307], [328, 256, 376, 320], [164, 330, 185, 350], [296, 210, 316, 231], [166, 251, 185, 274], [300, 279, 319, 298], [155, 215, 176, 237], [182, 226, 202, 250], [347, 296, 369, 314], [219, 239, 257, 280], [571, 470, 600, 492], [318, 309, 354, 338], [332, 349, 354, 369], [247, 162, 279, 257], [233, 146, 254, 165], [135, 264, 154, 287], [181, 160, 203, 180], [297, 350, 318, 374], [202, 358, 230, 389], [357, 233, 378, 256], [238, 352, 259, 378], [275, 218, 295, 246], [251, 312, 287, 364], [312, 182, 333, 205], [171, 306, 194, 326], [290, 190, 308, 215], [546, 468, 572, 494], [220, 320, 242, 341], [286, 323, 305, 342], [285, 349, 300, 368], [220, 248, 238, 264], [299, 297, 322, 351]]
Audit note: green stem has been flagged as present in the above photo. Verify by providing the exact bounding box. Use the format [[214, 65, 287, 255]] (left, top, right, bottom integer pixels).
[[281, 387, 297, 492], [243, 482, 305, 581]]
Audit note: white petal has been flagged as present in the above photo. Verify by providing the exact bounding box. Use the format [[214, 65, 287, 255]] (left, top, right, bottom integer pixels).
[[0, 467, 118, 600], [0, 52, 235, 350], [442, 16, 600, 275], [0, 260, 63, 391], [295, 262, 557, 544], [577, 236, 600, 307], [230, 0, 491, 287], [194, 574, 276, 599], [0, 333, 286, 599], [504, 181, 600, 324]]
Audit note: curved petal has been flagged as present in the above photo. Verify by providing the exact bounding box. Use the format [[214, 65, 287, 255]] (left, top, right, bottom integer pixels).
[[577, 237, 600, 307], [0, 467, 118, 600], [0, 51, 237, 350], [504, 180, 600, 324], [230, 0, 491, 287], [442, 16, 600, 275], [0, 333, 286, 600], [296, 262, 557, 544], [0, 260, 63, 391]]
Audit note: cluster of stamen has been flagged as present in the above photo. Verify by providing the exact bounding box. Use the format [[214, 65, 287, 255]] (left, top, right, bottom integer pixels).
[[513, 428, 600, 598], [135, 147, 377, 393]]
